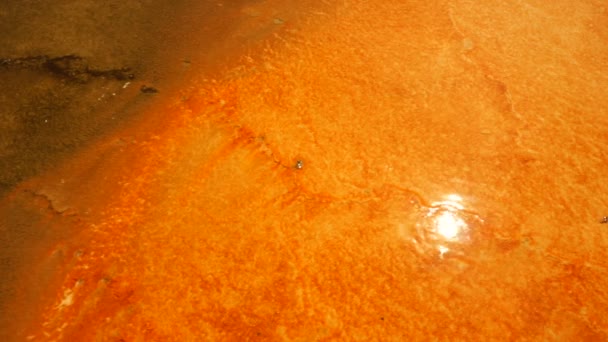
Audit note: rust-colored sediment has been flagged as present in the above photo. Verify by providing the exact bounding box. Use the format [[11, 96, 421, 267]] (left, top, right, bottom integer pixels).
[[4, 0, 608, 340]]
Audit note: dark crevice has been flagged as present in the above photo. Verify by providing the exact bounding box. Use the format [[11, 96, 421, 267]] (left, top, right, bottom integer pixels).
[[20, 189, 75, 217], [0, 55, 134, 82]]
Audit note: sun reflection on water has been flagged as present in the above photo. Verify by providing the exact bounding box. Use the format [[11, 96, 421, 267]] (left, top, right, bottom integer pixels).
[[435, 210, 466, 240], [422, 194, 470, 257]]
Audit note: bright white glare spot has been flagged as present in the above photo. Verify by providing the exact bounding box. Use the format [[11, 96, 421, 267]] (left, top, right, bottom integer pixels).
[[435, 210, 466, 239]]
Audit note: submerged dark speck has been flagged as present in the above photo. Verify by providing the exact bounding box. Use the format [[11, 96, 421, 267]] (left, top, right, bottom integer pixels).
[[140, 85, 158, 94]]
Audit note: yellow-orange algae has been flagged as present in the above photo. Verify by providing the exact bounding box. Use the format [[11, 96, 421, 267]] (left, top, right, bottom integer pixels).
[[8, 0, 608, 340]]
